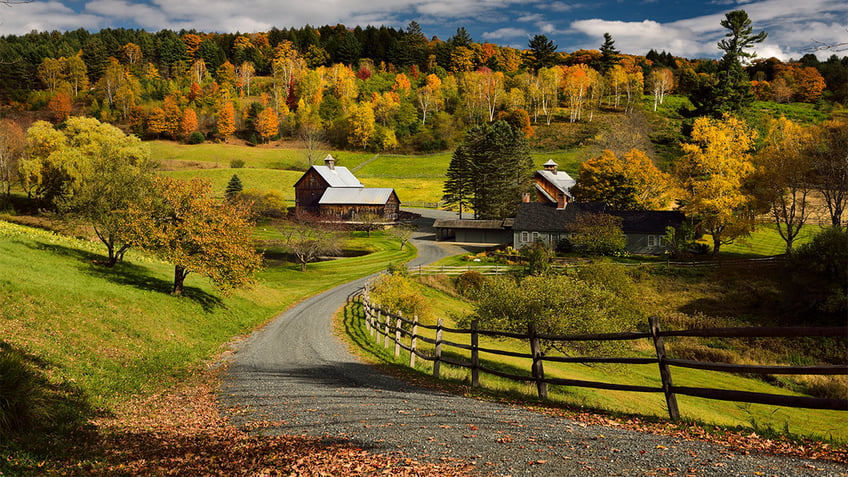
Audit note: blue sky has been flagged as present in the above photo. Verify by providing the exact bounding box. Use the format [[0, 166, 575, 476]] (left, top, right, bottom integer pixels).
[[1, 0, 846, 60]]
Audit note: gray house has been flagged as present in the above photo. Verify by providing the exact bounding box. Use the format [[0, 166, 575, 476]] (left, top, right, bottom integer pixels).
[[512, 202, 684, 254], [432, 218, 514, 245]]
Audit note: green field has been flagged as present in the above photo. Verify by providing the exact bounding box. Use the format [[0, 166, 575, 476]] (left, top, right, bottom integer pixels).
[[0, 220, 413, 414]]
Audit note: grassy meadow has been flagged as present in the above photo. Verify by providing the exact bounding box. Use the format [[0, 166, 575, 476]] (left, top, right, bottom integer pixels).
[[0, 219, 413, 450]]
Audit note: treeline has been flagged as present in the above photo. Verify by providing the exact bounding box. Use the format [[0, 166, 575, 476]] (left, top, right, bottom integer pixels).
[[0, 22, 846, 155]]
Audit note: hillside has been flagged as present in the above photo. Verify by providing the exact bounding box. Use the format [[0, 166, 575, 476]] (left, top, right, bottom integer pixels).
[[0, 219, 414, 473]]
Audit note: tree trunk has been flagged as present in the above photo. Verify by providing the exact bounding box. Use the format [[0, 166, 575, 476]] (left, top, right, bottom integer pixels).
[[173, 264, 189, 295]]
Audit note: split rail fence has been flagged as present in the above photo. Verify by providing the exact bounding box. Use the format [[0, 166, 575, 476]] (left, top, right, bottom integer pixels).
[[357, 291, 847, 421]]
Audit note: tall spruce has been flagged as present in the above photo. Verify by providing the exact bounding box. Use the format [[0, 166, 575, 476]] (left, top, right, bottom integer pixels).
[[442, 121, 533, 220], [689, 10, 767, 118], [598, 32, 620, 73], [526, 34, 558, 72]]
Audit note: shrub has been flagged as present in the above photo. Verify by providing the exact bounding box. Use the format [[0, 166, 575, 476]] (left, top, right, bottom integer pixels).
[[367, 273, 430, 322], [187, 131, 205, 144], [454, 271, 486, 298], [230, 158, 246, 168]]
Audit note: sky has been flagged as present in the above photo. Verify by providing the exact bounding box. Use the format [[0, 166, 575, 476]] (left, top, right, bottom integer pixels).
[[1, 0, 846, 61]]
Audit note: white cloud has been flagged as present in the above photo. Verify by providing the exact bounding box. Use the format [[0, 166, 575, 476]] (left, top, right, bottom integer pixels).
[[482, 27, 529, 40]]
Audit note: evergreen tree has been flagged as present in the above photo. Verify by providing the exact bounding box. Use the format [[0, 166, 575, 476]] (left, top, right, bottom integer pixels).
[[225, 174, 243, 201], [526, 34, 558, 72], [688, 10, 767, 118], [598, 32, 620, 73], [442, 121, 533, 220]]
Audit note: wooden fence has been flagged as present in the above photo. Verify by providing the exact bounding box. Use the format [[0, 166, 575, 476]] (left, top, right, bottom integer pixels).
[[409, 256, 786, 276], [357, 291, 847, 421]]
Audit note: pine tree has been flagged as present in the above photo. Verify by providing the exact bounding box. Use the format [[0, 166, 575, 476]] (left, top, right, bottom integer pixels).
[[225, 174, 243, 201], [598, 33, 620, 73], [442, 121, 533, 220], [688, 10, 767, 118]]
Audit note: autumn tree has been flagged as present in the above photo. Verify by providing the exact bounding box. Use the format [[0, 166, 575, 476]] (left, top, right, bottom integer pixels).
[[346, 102, 376, 150], [572, 149, 671, 210], [416, 74, 442, 124], [59, 118, 157, 266], [217, 101, 236, 141], [48, 92, 72, 123], [179, 107, 199, 140], [130, 176, 261, 295], [256, 107, 280, 143], [676, 115, 757, 255], [37, 57, 65, 93], [752, 117, 813, 253], [649, 68, 674, 111], [807, 120, 848, 227], [0, 119, 25, 204]]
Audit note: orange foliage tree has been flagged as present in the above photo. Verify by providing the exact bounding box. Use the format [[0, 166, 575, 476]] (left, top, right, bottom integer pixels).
[[129, 177, 262, 295], [48, 92, 72, 123], [180, 107, 199, 139], [255, 107, 279, 143], [217, 102, 236, 141]]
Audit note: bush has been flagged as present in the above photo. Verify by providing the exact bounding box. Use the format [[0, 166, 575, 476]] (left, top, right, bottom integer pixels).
[[367, 273, 430, 322], [454, 271, 486, 298], [187, 131, 205, 144], [230, 158, 246, 168]]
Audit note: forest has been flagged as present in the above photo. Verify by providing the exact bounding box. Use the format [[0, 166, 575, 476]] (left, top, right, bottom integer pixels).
[[0, 21, 846, 155]]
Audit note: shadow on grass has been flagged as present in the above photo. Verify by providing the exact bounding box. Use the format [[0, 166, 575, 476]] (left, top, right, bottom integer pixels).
[[27, 240, 224, 313], [0, 341, 104, 477]]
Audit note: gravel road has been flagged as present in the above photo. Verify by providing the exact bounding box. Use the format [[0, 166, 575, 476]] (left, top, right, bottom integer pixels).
[[220, 209, 847, 476]]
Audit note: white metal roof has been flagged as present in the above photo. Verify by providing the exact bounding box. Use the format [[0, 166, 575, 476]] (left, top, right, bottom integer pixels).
[[536, 169, 576, 196], [311, 165, 363, 188], [319, 187, 396, 205]]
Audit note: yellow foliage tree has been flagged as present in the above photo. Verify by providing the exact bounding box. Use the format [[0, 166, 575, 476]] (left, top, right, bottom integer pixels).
[[676, 115, 757, 255], [256, 107, 279, 143], [217, 102, 236, 141]]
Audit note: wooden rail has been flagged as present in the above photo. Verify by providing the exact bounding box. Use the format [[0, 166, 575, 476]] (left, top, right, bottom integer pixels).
[[409, 256, 786, 276], [356, 291, 847, 421]]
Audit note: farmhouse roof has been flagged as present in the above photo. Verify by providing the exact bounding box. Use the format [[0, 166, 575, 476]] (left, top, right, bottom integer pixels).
[[309, 165, 364, 188], [319, 187, 397, 205], [535, 169, 576, 197], [513, 202, 684, 235], [432, 219, 512, 230]]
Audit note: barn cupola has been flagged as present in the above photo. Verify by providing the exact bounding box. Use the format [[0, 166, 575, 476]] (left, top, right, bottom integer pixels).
[[324, 154, 336, 170], [543, 159, 558, 174]]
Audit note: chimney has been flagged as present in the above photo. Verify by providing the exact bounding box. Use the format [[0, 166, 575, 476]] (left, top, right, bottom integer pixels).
[[324, 154, 336, 170], [543, 159, 558, 175], [522, 192, 531, 203], [556, 192, 567, 210]]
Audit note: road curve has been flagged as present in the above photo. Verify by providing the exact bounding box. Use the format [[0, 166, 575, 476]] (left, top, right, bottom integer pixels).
[[220, 209, 845, 476]]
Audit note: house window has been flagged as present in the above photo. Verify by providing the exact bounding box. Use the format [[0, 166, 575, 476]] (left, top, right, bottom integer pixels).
[[521, 231, 529, 243], [531, 232, 539, 242], [648, 235, 657, 248]]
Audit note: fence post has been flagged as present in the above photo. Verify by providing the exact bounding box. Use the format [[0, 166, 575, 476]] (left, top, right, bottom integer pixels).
[[471, 319, 480, 388], [395, 313, 402, 357], [373, 309, 380, 341], [383, 312, 390, 348], [528, 322, 548, 400], [650, 316, 680, 421], [410, 315, 418, 368], [363, 297, 371, 336], [434, 318, 443, 379]]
